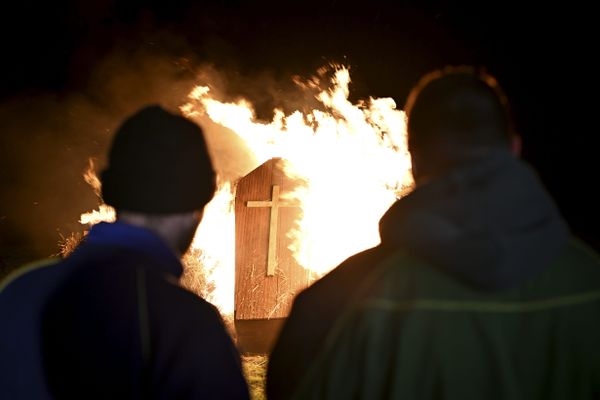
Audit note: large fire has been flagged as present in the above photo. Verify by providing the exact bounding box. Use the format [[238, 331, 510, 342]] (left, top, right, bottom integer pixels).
[[80, 65, 413, 318]]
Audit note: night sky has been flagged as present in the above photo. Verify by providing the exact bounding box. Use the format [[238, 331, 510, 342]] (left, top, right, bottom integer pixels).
[[0, 0, 597, 272]]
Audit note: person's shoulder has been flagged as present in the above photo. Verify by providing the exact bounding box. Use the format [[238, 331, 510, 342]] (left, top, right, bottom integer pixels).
[[296, 246, 383, 297], [562, 238, 600, 266], [0, 258, 61, 295], [143, 272, 235, 352], [293, 245, 426, 310], [144, 269, 222, 321], [548, 238, 600, 279], [540, 237, 600, 289]]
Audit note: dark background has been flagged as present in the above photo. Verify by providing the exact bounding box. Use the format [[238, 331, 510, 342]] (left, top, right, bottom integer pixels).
[[0, 0, 597, 275]]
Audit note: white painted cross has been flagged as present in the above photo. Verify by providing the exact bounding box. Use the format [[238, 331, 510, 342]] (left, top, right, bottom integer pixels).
[[246, 185, 298, 276]]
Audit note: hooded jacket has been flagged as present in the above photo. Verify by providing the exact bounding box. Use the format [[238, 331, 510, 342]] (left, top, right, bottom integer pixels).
[[267, 150, 600, 400]]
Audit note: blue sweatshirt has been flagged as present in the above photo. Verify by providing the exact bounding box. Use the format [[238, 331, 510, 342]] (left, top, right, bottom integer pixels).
[[0, 222, 249, 399]]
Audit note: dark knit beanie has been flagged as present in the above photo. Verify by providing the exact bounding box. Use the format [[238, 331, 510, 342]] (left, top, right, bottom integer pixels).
[[101, 105, 216, 214]]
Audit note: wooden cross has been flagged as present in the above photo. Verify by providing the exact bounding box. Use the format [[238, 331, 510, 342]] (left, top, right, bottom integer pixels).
[[247, 185, 298, 276]]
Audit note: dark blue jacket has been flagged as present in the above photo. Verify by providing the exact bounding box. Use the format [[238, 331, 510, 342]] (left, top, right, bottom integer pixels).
[[0, 222, 249, 399]]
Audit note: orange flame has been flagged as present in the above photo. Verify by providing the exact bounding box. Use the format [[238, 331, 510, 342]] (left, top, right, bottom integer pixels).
[[80, 159, 115, 225], [189, 182, 236, 315]]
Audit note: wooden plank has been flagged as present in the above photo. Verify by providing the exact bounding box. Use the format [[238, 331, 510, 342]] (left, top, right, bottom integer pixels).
[[236, 163, 267, 319], [235, 158, 310, 320], [247, 185, 281, 276], [235, 318, 286, 355], [266, 185, 279, 276], [271, 162, 307, 319]]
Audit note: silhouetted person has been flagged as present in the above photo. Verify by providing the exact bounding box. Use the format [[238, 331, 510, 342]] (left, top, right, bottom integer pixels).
[[0, 106, 249, 399], [267, 67, 600, 399]]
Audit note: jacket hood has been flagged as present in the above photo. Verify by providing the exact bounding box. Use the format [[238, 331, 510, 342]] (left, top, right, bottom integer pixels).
[[379, 149, 569, 290]]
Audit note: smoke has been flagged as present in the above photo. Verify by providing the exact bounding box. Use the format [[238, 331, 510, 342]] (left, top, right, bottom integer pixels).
[[0, 35, 224, 267]]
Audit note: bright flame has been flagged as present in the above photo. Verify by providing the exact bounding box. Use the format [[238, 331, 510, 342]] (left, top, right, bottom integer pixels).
[[183, 66, 412, 281], [81, 65, 413, 319], [79, 204, 115, 225], [189, 182, 235, 316], [80, 159, 115, 224]]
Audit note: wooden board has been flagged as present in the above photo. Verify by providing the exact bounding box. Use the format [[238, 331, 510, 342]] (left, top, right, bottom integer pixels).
[[235, 158, 310, 320]]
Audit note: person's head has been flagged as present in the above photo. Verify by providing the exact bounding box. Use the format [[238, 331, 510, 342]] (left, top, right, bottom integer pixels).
[[404, 66, 519, 184], [101, 105, 216, 255]]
